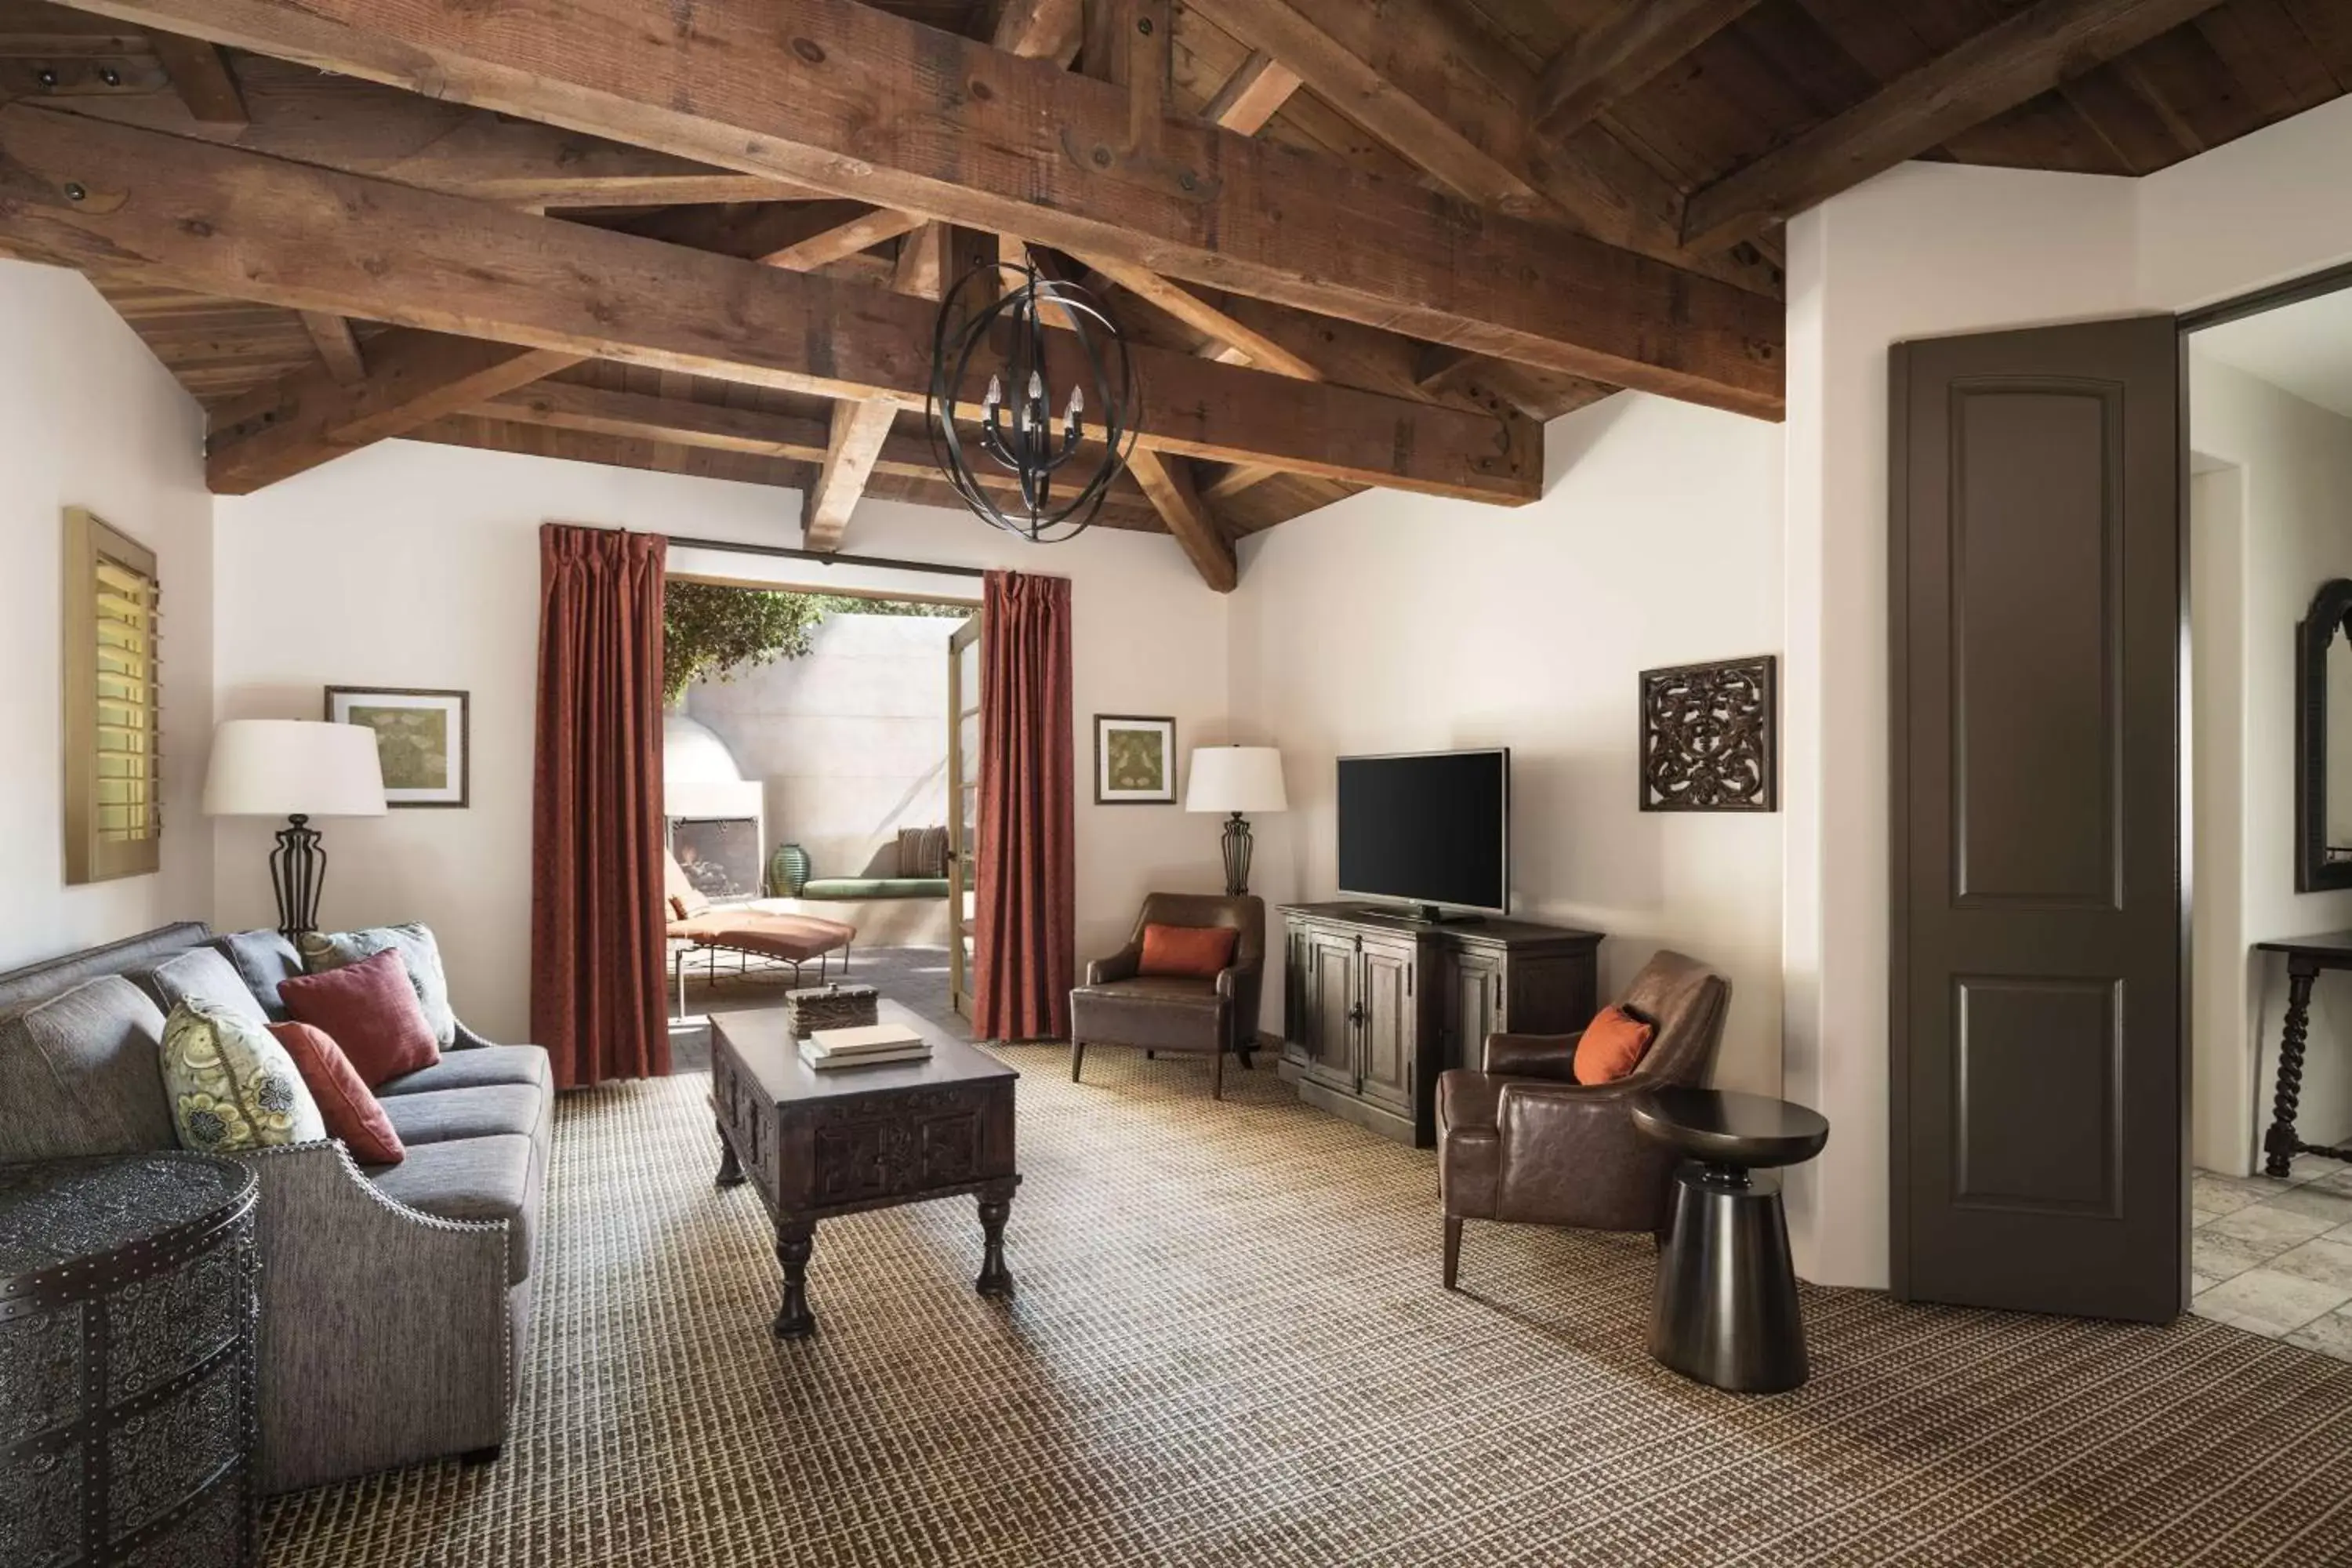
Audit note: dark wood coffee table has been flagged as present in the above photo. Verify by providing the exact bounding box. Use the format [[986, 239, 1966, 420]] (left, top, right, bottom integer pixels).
[[710, 1001, 1020, 1338]]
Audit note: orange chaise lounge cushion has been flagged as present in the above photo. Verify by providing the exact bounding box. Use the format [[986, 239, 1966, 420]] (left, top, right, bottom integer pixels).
[[1573, 1004, 1657, 1086], [1137, 923, 1240, 980]]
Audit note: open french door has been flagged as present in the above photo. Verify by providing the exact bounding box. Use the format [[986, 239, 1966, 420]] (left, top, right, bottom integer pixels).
[[1890, 314, 2183, 1322], [946, 612, 983, 1018]]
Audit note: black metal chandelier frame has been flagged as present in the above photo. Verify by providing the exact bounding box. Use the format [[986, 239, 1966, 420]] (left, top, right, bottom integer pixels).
[[926, 260, 1140, 543]]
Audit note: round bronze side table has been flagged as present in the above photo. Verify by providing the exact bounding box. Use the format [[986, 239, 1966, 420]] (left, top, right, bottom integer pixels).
[[0, 1152, 260, 1568], [1630, 1087, 1830, 1395]]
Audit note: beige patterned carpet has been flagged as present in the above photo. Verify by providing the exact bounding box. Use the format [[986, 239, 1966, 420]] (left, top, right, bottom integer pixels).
[[262, 1040, 2352, 1566]]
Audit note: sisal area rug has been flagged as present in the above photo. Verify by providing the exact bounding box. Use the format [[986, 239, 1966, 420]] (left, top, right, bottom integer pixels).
[[263, 1044, 2352, 1566]]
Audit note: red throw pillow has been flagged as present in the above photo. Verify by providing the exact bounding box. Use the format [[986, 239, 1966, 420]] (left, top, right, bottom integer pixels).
[[1138, 923, 1239, 979], [1573, 1004, 1657, 1086], [278, 948, 440, 1087], [270, 1022, 405, 1165]]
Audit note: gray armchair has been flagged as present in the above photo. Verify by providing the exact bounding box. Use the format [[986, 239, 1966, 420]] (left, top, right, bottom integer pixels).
[[1069, 892, 1265, 1099], [1436, 949, 1730, 1290]]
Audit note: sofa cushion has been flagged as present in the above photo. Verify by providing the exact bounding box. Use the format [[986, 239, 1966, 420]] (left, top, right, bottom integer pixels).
[[297, 924, 458, 1049], [161, 998, 328, 1154], [147, 947, 272, 1030], [379, 1084, 544, 1148], [368, 1133, 537, 1285], [271, 1022, 403, 1165], [1573, 1004, 1657, 1086], [378, 1044, 551, 1098], [279, 949, 440, 1087], [214, 930, 305, 1022], [0, 975, 175, 1160]]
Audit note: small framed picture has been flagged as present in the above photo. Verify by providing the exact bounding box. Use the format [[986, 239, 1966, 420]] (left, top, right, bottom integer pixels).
[[325, 686, 470, 808], [1094, 715, 1177, 804]]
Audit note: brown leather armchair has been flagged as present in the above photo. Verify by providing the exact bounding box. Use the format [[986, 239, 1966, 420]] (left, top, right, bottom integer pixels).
[[1069, 892, 1265, 1100], [1436, 949, 1730, 1290]]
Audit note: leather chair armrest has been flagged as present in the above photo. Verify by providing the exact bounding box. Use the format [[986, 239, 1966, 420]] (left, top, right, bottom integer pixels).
[[1482, 1030, 1585, 1081], [1492, 1077, 1674, 1231], [1087, 945, 1143, 986]]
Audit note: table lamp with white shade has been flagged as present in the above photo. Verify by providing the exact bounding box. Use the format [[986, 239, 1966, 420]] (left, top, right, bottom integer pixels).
[[1185, 746, 1287, 897], [203, 720, 387, 938]]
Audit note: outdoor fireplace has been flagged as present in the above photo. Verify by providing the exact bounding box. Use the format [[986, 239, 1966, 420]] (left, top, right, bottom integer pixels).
[[668, 816, 764, 902]]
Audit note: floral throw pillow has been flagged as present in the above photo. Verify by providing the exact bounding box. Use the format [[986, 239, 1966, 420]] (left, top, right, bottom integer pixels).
[[162, 998, 327, 1154], [296, 923, 457, 1049]]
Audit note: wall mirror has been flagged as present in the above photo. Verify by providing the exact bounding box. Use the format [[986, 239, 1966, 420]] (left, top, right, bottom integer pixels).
[[2297, 579, 2352, 891]]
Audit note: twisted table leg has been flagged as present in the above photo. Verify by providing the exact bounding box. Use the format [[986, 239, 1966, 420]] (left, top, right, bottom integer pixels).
[[2264, 961, 2321, 1179]]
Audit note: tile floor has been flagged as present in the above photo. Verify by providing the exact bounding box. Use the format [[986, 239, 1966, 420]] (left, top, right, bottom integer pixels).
[[2194, 1152, 2352, 1357]]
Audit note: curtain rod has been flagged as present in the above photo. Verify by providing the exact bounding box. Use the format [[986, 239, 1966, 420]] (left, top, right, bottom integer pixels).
[[663, 533, 988, 581]]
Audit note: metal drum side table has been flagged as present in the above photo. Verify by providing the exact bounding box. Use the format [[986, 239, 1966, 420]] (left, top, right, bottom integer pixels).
[[0, 1152, 260, 1568], [1630, 1087, 1831, 1396]]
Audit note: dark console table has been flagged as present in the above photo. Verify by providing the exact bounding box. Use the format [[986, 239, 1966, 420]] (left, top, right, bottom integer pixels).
[[2254, 931, 2352, 1177], [711, 1001, 1020, 1338], [1277, 903, 1601, 1146], [0, 1152, 260, 1568], [1631, 1088, 1829, 1395]]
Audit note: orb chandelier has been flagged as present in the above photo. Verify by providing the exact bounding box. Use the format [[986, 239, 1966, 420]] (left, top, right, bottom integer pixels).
[[927, 260, 1138, 543]]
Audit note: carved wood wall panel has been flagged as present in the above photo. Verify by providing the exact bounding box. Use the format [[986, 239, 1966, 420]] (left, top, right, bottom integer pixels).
[[1639, 655, 1777, 812]]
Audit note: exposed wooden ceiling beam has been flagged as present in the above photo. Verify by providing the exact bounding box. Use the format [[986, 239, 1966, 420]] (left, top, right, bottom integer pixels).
[[45, 53, 802, 206], [1203, 51, 1301, 136], [1181, 0, 1780, 301], [0, 107, 1534, 499], [208, 330, 581, 492], [1126, 446, 1236, 593], [296, 310, 365, 385], [1681, 0, 2230, 253], [51, 0, 1783, 417], [143, 30, 245, 124], [993, 0, 1083, 64], [1071, 258, 1319, 381], [1532, 0, 1763, 143], [412, 411, 1172, 532], [800, 400, 897, 552], [1415, 344, 1615, 424], [626, 201, 924, 270], [472, 379, 1162, 521]]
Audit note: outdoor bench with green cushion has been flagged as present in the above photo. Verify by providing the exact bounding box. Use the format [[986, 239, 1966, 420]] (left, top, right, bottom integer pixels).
[[799, 878, 951, 900]]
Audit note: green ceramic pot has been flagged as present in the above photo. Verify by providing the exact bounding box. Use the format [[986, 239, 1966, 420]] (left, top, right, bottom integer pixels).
[[769, 842, 811, 898]]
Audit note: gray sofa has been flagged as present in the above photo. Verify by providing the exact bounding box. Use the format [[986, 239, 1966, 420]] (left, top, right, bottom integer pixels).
[[0, 921, 550, 1494]]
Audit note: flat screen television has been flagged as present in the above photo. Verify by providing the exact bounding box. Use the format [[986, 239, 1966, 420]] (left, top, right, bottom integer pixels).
[[1336, 748, 1509, 919]]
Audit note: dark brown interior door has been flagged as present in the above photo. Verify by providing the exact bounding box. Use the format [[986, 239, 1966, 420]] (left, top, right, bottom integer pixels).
[[1891, 316, 2183, 1323]]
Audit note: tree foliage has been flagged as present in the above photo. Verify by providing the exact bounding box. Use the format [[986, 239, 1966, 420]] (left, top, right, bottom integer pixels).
[[662, 581, 964, 706]]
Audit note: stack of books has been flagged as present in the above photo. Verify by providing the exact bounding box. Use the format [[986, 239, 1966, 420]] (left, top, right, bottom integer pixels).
[[798, 1022, 932, 1070]]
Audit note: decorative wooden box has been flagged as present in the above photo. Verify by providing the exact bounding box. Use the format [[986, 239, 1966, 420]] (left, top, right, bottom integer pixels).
[[0, 1152, 260, 1568], [782, 982, 880, 1039]]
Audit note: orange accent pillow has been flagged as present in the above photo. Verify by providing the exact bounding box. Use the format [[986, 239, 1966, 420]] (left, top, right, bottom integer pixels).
[[1138, 923, 1239, 979], [270, 1021, 405, 1166], [1573, 1004, 1657, 1086]]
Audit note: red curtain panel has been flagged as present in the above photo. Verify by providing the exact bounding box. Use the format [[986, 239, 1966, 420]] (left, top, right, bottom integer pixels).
[[531, 523, 671, 1086], [975, 569, 1076, 1043]]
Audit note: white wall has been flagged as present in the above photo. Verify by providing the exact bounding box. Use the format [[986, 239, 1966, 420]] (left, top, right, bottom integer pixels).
[[686, 612, 957, 882], [0, 260, 213, 972], [1230, 393, 1787, 1095], [2188, 357, 2352, 1169], [1785, 95, 2352, 1287], [212, 440, 1230, 1039]]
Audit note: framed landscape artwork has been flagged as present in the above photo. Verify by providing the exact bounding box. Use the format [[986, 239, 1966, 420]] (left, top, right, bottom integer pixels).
[[325, 686, 470, 808], [1094, 715, 1177, 804]]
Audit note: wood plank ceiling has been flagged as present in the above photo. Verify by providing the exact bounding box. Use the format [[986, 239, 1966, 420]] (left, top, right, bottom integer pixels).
[[0, 0, 2339, 588]]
